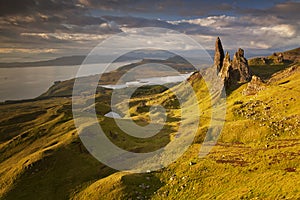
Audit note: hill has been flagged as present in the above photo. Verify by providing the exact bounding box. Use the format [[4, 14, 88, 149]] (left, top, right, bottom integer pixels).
[[248, 47, 300, 80], [0, 43, 300, 199], [0, 50, 175, 68], [0, 55, 87, 68]]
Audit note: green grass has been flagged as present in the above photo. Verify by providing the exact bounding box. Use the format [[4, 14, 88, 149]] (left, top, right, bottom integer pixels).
[[0, 63, 300, 199], [249, 64, 290, 80]]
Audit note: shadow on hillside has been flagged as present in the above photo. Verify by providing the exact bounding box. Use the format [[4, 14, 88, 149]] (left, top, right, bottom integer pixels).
[[249, 63, 292, 80], [225, 82, 244, 96], [121, 172, 164, 199], [2, 141, 117, 200]]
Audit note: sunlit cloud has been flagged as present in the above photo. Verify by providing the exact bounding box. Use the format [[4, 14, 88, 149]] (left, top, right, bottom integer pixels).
[[0, 48, 58, 54], [259, 24, 296, 38], [21, 33, 110, 41], [250, 41, 270, 49], [168, 15, 236, 27], [0, 0, 299, 62]]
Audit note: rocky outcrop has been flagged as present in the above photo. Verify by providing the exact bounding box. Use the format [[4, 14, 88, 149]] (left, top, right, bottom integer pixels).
[[281, 47, 300, 63], [242, 75, 265, 95], [249, 47, 300, 66], [268, 63, 300, 83], [273, 52, 284, 63], [231, 48, 252, 83], [213, 37, 252, 89], [219, 51, 231, 80], [214, 37, 225, 73]]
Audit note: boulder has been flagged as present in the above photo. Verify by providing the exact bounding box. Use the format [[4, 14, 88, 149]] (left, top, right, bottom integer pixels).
[[242, 75, 265, 95], [274, 52, 284, 63]]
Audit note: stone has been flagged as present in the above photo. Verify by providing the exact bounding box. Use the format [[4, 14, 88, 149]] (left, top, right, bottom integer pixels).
[[219, 51, 231, 80], [213, 37, 252, 89], [242, 75, 265, 95], [219, 48, 252, 88], [261, 57, 267, 64], [231, 48, 252, 83], [219, 51, 232, 88], [214, 37, 225, 73], [189, 161, 196, 166], [274, 52, 284, 63]]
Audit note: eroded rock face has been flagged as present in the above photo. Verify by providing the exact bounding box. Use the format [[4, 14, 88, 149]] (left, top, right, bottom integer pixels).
[[242, 75, 265, 95], [214, 37, 225, 73], [231, 48, 252, 83], [273, 52, 284, 63], [219, 51, 231, 80], [212, 37, 252, 89]]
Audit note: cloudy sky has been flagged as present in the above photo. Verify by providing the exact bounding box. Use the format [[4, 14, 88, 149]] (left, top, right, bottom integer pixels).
[[0, 0, 299, 62]]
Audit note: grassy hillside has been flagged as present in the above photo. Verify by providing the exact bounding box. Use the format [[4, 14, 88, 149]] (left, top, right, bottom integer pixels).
[[248, 47, 299, 80], [0, 50, 300, 199]]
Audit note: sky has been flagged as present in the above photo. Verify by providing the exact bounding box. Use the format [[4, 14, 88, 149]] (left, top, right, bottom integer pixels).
[[0, 0, 299, 62]]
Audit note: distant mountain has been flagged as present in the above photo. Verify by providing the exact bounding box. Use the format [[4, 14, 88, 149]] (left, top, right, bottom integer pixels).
[[0, 49, 175, 68], [0, 55, 87, 68]]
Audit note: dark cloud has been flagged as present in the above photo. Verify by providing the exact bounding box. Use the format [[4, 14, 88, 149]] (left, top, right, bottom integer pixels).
[[78, 0, 234, 16], [0, 0, 299, 62], [241, 1, 300, 18], [0, 0, 80, 16], [0, 0, 37, 16]]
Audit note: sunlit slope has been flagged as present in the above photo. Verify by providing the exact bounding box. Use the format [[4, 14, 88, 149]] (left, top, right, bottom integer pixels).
[[248, 47, 300, 80], [0, 63, 299, 199], [112, 64, 300, 199], [73, 64, 300, 199], [0, 97, 116, 199]]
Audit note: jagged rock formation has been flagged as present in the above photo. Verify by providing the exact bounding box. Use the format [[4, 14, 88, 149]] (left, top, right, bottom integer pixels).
[[214, 37, 225, 73], [231, 48, 252, 83], [219, 51, 231, 80], [273, 52, 284, 63], [214, 37, 252, 89], [242, 75, 265, 95]]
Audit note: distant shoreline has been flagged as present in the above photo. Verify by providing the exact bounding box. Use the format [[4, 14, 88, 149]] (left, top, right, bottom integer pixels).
[[0, 55, 87, 68], [0, 55, 142, 68]]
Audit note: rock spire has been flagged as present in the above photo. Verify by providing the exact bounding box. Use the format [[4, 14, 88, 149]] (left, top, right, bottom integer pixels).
[[214, 37, 225, 73], [213, 37, 252, 88]]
